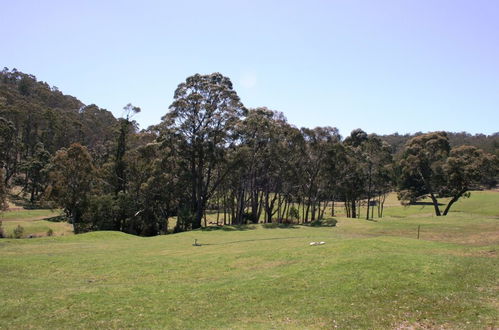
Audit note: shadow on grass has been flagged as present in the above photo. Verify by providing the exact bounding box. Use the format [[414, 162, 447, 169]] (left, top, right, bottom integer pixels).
[[200, 225, 257, 232], [262, 223, 299, 229], [304, 218, 338, 227], [197, 235, 308, 246], [410, 201, 444, 206], [45, 215, 66, 223], [8, 193, 53, 210]]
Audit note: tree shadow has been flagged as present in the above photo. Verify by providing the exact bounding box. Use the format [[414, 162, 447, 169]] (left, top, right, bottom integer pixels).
[[262, 223, 299, 229], [197, 235, 306, 246], [200, 225, 257, 232], [7, 193, 53, 210], [45, 215, 66, 223], [410, 201, 444, 206]]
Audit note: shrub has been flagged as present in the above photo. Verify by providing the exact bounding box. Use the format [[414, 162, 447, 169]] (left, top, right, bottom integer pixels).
[[13, 225, 24, 239], [46, 228, 54, 236]]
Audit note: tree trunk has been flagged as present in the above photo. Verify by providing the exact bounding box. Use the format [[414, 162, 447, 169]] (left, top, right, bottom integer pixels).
[[429, 193, 441, 216], [366, 167, 372, 220], [216, 198, 220, 225], [442, 189, 466, 215], [223, 194, 227, 225]]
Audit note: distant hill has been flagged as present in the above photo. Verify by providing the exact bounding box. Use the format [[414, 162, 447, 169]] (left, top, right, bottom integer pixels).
[[0, 67, 118, 155]]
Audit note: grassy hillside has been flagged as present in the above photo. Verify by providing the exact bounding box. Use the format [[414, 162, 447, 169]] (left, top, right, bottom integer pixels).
[[0, 192, 498, 328]]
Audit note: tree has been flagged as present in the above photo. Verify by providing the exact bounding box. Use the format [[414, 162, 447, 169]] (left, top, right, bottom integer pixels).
[[124, 141, 184, 235], [398, 132, 450, 216], [114, 103, 140, 194], [47, 144, 95, 233], [0, 117, 18, 184], [339, 129, 370, 218], [361, 135, 393, 219], [20, 142, 51, 203], [398, 132, 497, 216], [299, 127, 341, 221], [161, 73, 246, 229], [440, 145, 498, 215]]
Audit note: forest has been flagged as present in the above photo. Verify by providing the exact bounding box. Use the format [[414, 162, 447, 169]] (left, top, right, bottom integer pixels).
[[1, 68, 498, 236]]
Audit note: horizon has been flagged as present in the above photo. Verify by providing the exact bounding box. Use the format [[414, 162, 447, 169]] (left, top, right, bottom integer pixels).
[[1, 0, 498, 135]]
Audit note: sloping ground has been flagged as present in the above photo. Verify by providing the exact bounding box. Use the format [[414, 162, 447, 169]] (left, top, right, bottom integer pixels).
[[1, 213, 498, 328], [0, 209, 70, 238]]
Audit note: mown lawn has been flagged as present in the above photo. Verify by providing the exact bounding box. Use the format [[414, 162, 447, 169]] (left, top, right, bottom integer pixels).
[[0, 191, 498, 328]]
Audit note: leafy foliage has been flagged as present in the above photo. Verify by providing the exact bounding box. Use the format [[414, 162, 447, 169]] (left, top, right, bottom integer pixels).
[[46, 144, 95, 233]]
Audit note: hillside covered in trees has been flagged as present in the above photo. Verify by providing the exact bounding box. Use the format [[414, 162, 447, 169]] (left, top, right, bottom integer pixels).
[[1, 69, 498, 235]]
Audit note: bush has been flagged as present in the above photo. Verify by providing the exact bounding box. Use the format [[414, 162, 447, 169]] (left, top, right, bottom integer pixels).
[[46, 228, 54, 236], [13, 225, 24, 239]]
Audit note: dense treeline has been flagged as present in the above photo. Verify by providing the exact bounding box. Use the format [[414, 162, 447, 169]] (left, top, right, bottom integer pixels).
[[380, 131, 499, 156], [0, 68, 119, 201], [1, 69, 497, 235]]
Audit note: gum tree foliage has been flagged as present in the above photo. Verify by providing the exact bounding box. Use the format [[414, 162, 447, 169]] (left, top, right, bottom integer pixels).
[[440, 145, 498, 215], [0, 68, 118, 188], [20, 142, 51, 202], [398, 132, 451, 216], [0, 117, 18, 184], [340, 129, 369, 218], [47, 143, 95, 233], [161, 73, 246, 229], [398, 132, 498, 216], [114, 103, 140, 195], [299, 126, 341, 221]]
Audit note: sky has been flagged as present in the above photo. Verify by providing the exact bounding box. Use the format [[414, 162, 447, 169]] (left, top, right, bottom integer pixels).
[[1, 0, 498, 136]]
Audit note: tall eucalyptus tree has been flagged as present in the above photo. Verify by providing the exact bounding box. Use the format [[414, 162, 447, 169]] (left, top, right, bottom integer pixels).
[[161, 73, 246, 229]]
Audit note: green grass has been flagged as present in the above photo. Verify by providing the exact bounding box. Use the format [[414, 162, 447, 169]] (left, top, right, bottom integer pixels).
[[0, 209, 68, 238], [1, 219, 73, 238], [0, 208, 60, 220], [0, 192, 498, 328]]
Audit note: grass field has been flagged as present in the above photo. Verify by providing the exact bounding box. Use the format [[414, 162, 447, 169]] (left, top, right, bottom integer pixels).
[[0, 209, 69, 238], [0, 191, 498, 328]]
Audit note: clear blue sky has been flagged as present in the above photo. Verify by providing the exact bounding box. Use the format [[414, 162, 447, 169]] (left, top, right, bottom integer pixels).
[[1, 0, 498, 136]]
